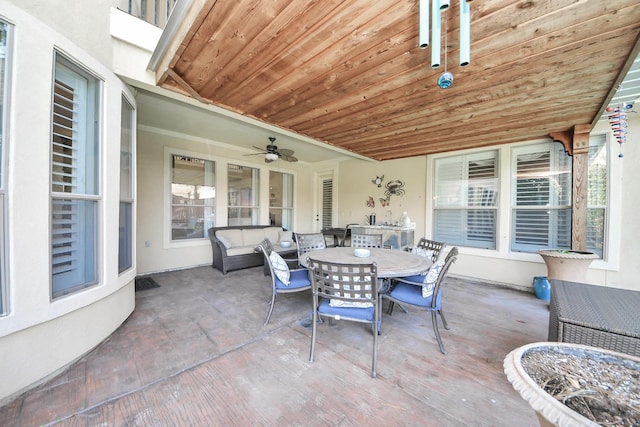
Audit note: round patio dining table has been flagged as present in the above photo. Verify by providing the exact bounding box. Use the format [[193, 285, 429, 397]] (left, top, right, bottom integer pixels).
[[300, 246, 432, 278]]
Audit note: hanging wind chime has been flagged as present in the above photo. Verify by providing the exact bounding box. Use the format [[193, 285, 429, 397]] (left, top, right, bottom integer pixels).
[[606, 102, 632, 158], [419, 0, 471, 89]]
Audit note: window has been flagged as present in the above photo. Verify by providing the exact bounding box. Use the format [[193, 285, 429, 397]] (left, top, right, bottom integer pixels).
[[587, 135, 607, 258], [433, 151, 498, 249], [0, 20, 12, 314], [170, 155, 215, 240], [228, 164, 259, 226], [51, 53, 101, 298], [269, 171, 293, 229], [119, 97, 134, 272], [511, 143, 572, 253]]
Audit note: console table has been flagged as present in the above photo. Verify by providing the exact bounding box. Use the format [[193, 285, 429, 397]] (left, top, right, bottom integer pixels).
[[548, 279, 640, 357], [349, 225, 415, 250]]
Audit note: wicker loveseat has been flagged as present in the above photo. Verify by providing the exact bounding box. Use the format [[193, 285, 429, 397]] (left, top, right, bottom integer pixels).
[[208, 225, 296, 274]]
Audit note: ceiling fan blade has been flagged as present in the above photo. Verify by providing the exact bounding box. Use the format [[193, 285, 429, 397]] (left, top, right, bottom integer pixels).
[[244, 152, 265, 156], [281, 155, 298, 162], [252, 146, 268, 153], [278, 149, 294, 156]]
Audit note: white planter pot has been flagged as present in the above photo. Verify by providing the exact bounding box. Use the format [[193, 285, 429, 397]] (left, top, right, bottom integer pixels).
[[537, 250, 598, 282], [503, 342, 640, 427]]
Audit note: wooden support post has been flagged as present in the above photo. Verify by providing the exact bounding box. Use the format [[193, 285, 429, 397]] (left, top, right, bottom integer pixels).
[[550, 124, 591, 251]]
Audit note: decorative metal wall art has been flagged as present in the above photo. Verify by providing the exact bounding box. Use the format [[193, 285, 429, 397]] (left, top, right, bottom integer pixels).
[[371, 175, 384, 187], [366, 177, 406, 207], [385, 180, 406, 197], [366, 196, 375, 208]]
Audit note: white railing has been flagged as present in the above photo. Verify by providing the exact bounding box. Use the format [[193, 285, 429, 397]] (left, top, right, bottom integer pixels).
[[118, 0, 177, 29]]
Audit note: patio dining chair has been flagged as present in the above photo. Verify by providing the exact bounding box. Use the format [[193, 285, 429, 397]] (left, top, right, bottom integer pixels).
[[295, 233, 327, 259], [307, 258, 381, 378], [257, 239, 312, 326], [350, 233, 383, 248], [383, 247, 458, 354], [413, 238, 447, 262]]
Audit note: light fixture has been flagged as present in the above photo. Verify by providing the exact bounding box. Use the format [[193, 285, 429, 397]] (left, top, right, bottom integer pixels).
[[439, 0, 450, 10], [265, 152, 279, 161], [606, 103, 632, 158]]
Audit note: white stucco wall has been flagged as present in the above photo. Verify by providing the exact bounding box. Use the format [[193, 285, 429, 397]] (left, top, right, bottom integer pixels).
[[0, 1, 135, 403], [6, 0, 113, 66]]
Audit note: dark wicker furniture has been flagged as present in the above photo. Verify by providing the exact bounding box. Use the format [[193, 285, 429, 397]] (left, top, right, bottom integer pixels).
[[208, 225, 293, 274], [548, 280, 640, 357]]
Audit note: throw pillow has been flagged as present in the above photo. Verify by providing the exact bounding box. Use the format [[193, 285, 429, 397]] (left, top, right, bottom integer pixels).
[[414, 247, 435, 261], [422, 259, 445, 298], [269, 251, 290, 286]]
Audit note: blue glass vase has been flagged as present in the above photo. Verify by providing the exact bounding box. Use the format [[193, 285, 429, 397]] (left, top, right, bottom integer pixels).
[[533, 276, 551, 301]]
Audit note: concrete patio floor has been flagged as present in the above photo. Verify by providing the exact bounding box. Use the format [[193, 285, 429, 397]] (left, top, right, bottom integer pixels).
[[0, 264, 550, 426]]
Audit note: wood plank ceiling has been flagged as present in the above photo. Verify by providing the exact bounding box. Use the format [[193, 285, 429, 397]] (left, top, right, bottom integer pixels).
[[153, 0, 640, 161]]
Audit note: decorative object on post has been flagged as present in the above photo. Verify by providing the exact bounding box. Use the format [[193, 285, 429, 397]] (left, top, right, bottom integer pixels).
[[537, 249, 598, 282], [606, 102, 632, 158], [504, 342, 640, 427]]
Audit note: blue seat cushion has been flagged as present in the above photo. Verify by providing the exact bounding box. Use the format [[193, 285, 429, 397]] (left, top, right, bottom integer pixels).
[[275, 269, 310, 290], [388, 282, 442, 310], [318, 298, 375, 321]]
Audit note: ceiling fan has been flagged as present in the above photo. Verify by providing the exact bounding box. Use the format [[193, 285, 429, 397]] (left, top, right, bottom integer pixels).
[[247, 137, 298, 163]]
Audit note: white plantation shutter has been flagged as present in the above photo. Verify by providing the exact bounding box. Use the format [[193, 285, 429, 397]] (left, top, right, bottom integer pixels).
[[51, 56, 99, 297], [322, 178, 333, 229], [0, 20, 11, 314], [119, 97, 134, 273], [434, 151, 497, 249], [511, 144, 571, 252]]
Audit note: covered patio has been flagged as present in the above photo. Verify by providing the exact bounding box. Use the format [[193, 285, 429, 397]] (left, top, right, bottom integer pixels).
[[0, 266, 548, 426]]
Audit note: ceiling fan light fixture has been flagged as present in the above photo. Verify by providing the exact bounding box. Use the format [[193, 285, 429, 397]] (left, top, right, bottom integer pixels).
[[265, 152, 279, 161]]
